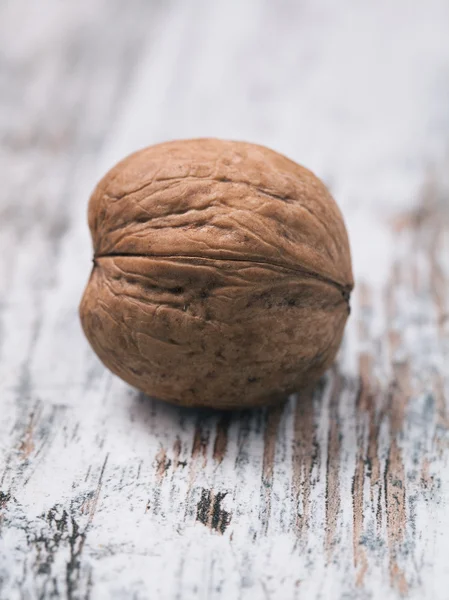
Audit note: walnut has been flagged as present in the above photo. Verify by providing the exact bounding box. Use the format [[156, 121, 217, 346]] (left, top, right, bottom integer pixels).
[[79, 139, 353, 408]]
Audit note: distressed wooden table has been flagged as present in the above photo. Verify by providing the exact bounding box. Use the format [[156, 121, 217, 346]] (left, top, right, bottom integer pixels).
[[1, 1, 449, 598]]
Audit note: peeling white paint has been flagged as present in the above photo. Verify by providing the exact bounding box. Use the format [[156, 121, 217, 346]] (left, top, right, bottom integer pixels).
[[1, 1, 449, 599]]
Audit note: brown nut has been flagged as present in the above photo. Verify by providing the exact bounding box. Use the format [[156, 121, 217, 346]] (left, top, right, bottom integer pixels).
[[79, 139, 353, 409]]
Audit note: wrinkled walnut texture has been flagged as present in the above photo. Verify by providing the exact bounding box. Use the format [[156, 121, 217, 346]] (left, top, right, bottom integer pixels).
[[80, 139, 354, 408]]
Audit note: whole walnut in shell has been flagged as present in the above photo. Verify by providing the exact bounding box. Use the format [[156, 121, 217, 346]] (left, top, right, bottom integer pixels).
[[80, 139, 353, 409]]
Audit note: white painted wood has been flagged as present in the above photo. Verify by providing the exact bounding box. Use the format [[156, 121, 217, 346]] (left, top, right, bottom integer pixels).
[[1, 0, 449, 598]]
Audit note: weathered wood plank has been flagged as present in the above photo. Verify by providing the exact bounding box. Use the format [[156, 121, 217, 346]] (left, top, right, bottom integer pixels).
[[1, 0, 449, 599]]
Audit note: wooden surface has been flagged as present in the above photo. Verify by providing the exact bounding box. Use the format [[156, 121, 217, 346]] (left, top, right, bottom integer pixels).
[[1, 1, 449, 598]]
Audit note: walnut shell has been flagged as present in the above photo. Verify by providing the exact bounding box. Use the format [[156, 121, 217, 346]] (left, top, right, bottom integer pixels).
[[80, 139, 353, 409]]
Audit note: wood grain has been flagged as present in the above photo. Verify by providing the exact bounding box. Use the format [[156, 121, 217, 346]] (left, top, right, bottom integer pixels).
[[1, 0, 449, 598]]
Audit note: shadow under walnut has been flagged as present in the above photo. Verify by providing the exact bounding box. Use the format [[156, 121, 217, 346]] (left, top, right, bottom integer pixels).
[[79, 138, 353, 409]]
